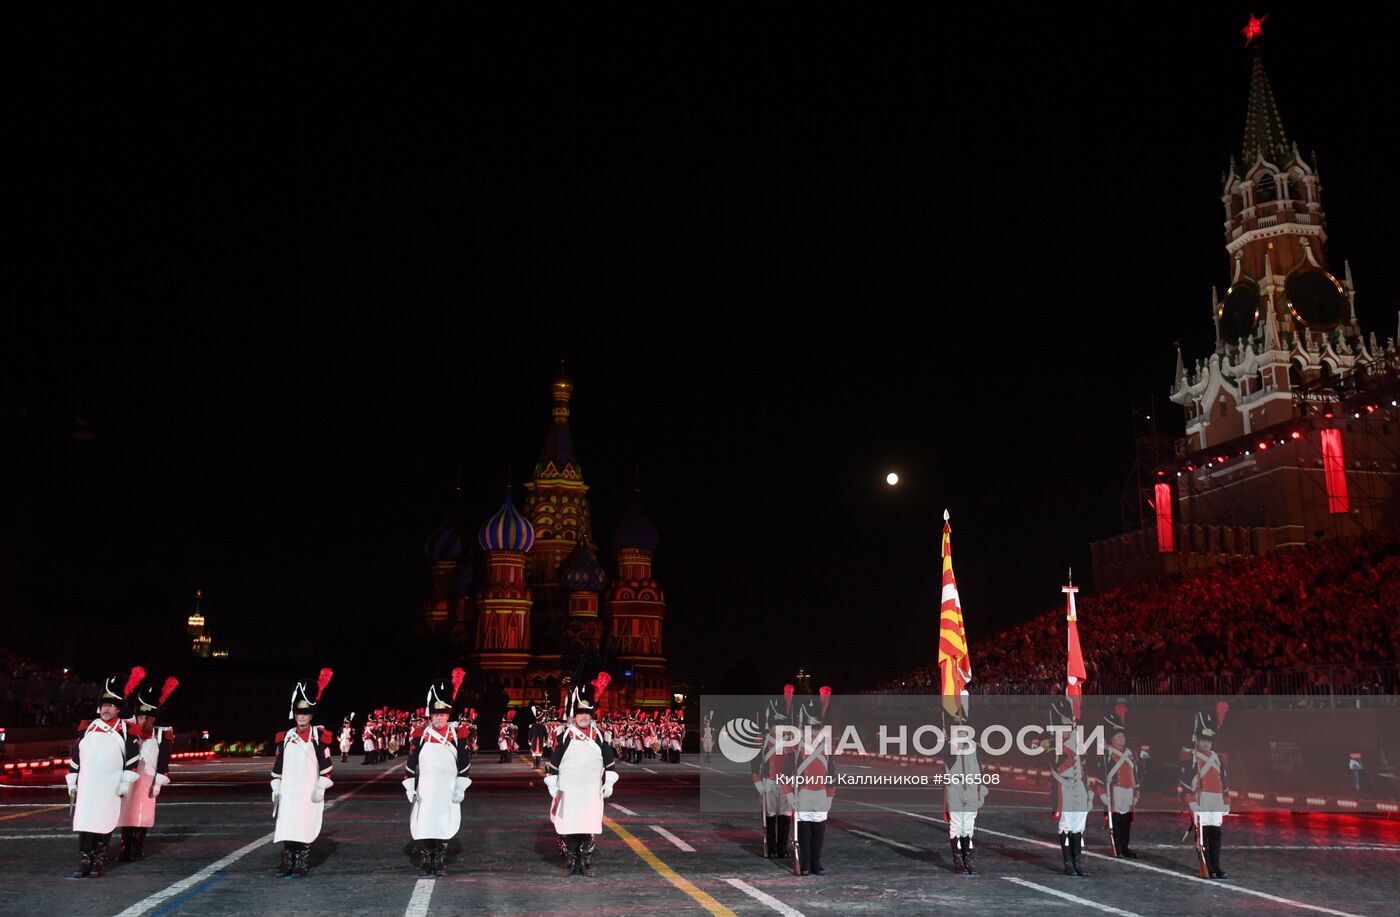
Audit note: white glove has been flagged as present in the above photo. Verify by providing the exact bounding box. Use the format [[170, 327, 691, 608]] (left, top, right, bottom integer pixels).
[[402, 777, 417, 804], [451, 776, 470, 804], [754, 778, 772, 796], [65, 771, 78, 801], [151, 773, 171, 797], [116, 770, 139, 797], [311, 775, 333, 804], [601, 770, 619, 799], [544, 774, 559, 798], [271, 777, 282, 805]]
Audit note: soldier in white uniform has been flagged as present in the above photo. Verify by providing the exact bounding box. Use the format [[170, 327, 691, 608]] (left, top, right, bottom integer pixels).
[[1098, 709, 1139, 858], [944, 709, 989, 876], [544, 674, 618, 877], [339, 715, 355, 763], [753, 687, 795, 860], [271, 670, 335, 878], [1048, 697, 1091, 877], [117, 677, 178, 862], [790, 689, 836, 876], [403, 674, 471, 876], [1179, 706, 1230, 880], [67, 671, 143, 878]]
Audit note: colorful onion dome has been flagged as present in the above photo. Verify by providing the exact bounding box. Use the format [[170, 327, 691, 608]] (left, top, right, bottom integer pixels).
[[561, 541, 608, 592], [425, 519, 464, 563], [478, 496, 536, 553], [453, 555, 476, 594], [611, 498, 658, 552]]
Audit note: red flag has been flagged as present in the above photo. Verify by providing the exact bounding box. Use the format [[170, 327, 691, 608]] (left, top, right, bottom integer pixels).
[[1063, 573, 1086, 719], [937, 512, 972, 716]]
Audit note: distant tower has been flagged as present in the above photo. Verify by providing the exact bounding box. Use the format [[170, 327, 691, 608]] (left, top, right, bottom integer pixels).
[[603, 492, 670, 709], [523, 366, 595, 671], [186, 589, 212, 659], [559, 540, 608, 665], [1150, 34, 1400, 568], [472, 493, 536, 705], [423, 484, 474, 638]]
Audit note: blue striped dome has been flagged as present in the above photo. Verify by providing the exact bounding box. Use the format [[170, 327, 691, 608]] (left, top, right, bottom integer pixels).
[[612, 499, 658, 552], [561, 542, 609, 592], [478, 497, 536, 553], [425, 520, 464, 563]]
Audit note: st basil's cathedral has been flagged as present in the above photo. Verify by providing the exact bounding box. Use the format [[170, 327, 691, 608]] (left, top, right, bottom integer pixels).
[[421, 369, 670, 712]]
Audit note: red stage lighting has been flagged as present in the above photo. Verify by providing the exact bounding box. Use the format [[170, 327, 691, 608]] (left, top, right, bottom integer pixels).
[[1290, 431, 1302, 440]]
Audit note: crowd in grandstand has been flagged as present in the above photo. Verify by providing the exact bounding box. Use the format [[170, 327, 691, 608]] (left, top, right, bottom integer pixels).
[[875, 528, 1400, 695], [0, 649, 97, 726]]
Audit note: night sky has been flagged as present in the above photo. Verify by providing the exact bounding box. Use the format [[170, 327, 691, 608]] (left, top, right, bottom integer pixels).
[[6, 9, 1399, 707]]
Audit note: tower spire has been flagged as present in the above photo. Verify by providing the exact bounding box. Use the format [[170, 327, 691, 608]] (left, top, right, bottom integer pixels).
[[1242, 46, 1290, 165]]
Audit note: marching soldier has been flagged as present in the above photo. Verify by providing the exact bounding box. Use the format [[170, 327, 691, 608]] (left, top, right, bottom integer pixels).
[[67, 670, 144, 878], [701, 711, 714, 763], [544, 674, 618, 877], [1180, 705, 1230, 880], [362, 720, 378, 765], [339, 715, 355, 763], [944, 709, 988, 876], [497, 710, 517, 763], [1048, 697, 1091, 877], [1099, 708, 1139, 858], [528, 706, 548, 770], [753, 686, 795, 860], [117, 677, 178, 862], [403, 673, 471, 877], [789, 688, 836, 876], [272, 670, 335, 878]]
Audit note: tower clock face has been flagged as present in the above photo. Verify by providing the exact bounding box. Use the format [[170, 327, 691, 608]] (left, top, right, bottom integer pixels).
[[1219, 280, 1260, 342], [1284, 269, 1345, 330]]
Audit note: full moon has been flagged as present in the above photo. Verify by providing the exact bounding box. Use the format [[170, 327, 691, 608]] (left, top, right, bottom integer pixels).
[[886, 472, 899, 486]]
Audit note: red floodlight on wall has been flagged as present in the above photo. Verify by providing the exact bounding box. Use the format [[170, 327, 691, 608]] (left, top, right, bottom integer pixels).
[[1320, 428, 1350, 514], [1153, 482, 1175, 552]]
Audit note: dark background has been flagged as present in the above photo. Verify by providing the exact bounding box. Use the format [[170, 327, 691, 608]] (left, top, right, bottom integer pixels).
[[4, 8, 1398, 730]]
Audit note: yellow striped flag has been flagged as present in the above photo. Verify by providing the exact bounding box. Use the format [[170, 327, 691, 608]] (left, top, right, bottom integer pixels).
[[937, 511, 972, 716]]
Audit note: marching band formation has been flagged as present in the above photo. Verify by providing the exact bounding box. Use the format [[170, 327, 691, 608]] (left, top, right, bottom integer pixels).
[[62, 667, 1230, 884]]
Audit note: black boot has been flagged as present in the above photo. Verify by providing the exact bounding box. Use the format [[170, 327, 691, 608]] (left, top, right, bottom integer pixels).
[[417, 843, 433, 877], [796, 821, 811, 875], [950, 837, 965, 873], [580, 836, 596, 877], [133, 828, 147, 861], [566, 835, 583, 876], [291, 843, 309, 878], [961, 836, 976, 876], [434, 841, 447, 877], [1121, 812, 1137, 858], [764, 815, 778, 858], [91, 837, 108, 878], [776, 815, 792, 863], [276, 844, 293, 878], [1206, 826, 1228, 879], [74, 834, 95, 879], [1070, 832, 1089, 877], [118, 827, 135, 862], [1061, 832, 1074, 876], [809, 822, 826, 876]]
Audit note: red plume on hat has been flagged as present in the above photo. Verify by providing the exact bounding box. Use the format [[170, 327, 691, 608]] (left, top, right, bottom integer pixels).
[[1215, 700, 1229, 728], [591, 672, 611, 696], [450, 667, 466, 702], [506, 709, 516, 721], [124, 667, 147, 698], [1114, 701, 1128, 724], [159, 677, 180, 706], [783, 683, 794, 713], [819, 685, 832, 717], [315, 668, 334, 701]]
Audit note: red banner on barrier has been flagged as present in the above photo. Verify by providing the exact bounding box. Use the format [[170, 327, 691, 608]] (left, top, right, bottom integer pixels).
[[1321, 429, 1349, 514]]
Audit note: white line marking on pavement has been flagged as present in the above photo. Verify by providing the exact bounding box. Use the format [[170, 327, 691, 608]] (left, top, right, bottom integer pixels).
[[642, 767, 658, 774], [683, 762, 702, 768], [721, 878, 806, 917], [404, 878, 435, 917], [609, 803, 638, 816], [651, 825, 695, 851], [114, 768, 399, 917], [1003, 877, 1145, 916], [852, 801, 1370, 917], [846, 827, 924, 852]]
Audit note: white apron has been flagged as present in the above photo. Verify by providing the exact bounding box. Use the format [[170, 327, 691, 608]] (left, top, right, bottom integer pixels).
[[275, 733, 325, 844], [409, 732, 462, 841], [73, 721, 129, 834], [551, 730, 604, 836], [118, 728, 165, 828], [339, 729, 352, 755]]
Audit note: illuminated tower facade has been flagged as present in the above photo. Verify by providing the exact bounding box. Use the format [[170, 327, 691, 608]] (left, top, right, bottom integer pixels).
[[472, 495, 535, 704], [186, 589, 211, 658], [603, 494, 670, 709]]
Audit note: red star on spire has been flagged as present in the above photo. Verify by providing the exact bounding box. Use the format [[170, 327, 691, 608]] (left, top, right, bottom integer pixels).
[[1242, 13, 1268, 45]]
